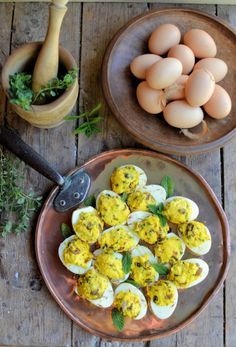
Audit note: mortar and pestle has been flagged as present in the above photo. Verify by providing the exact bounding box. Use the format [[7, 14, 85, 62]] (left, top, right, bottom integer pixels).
[[1, 0, 78, 128]]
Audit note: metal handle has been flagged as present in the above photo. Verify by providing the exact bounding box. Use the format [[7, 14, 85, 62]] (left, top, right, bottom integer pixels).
[[0, 126, 65, 187]]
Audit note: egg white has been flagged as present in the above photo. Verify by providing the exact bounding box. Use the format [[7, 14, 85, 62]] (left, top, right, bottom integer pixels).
[[149, 280, 178, 320], [93, 249, 129, 284], [58, 235, 92, 275], [178, 224, 212, 256], [182, 258, 209, 288], [164, 196, 199, 222], [115, 164, 147, 191], [74, 269, 114, 308], [114, 283, 147, 320], [142, 185, 167, 205], [131, 245, 159, 282]]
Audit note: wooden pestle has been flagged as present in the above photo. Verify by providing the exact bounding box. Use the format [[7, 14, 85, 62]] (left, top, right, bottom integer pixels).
[[32, 0, 69, 92]]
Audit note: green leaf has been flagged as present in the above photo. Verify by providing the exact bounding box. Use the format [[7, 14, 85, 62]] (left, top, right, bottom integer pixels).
[[157, 213, 167, 227], [120, 192, 128, 202], [61, 223, 73, 239], [151, 263, 169, 275], [88, 102, 102, 116], [124, 279, 140, 288], [161, 175, 174, 198], [122, 252, 132, 274], [157, 202, 164, 213], [148, 204, 158, 214], [112, 308, 124, 332], [83, 195, 96, 207]]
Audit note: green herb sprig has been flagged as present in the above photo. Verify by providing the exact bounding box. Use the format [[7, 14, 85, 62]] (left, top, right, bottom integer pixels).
[[64, 103, 103, 138], [122, 252, 132, 274], [61, 223, 74, 239], [112, 308, 125, 332], [151, 263, 169, 275], [124, 279, 140, 288], [161, 175, 174, 198], [148, 202, 167, 227], [0, 149, 42, 237], [83, 194, 96, 207]]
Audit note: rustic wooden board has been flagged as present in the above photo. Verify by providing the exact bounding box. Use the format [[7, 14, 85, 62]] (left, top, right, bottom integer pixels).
[[1, 0, 236, 4]]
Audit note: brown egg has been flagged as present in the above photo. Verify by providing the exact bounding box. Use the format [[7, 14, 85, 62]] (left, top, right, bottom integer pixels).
[[164, 75, 188, 101], [203, 85, 232, 119], [183, 29, 217, 58], [148, 24, 181, 55], [136, 81, 166, 114], [185, 68, 215, 107], [163, 100, 204, 128], [168, 44, 195, 74], [193, 58, 228, 83], [146, 58, 183, 90], [130, 54, 162, 79]]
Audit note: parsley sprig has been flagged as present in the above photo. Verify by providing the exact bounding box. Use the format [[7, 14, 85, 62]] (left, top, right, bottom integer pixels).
[[0, 149, 42, 236]]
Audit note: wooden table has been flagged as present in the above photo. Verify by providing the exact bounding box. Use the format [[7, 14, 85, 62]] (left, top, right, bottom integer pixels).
[[0, 2, 235, 347]]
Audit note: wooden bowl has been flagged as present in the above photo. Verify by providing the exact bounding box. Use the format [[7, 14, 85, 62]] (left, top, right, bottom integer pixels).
[[102, 9, 236, 155], [1, 42, 78, 129]]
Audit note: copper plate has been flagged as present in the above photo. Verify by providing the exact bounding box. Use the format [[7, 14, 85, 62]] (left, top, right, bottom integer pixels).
[[35, 149, 230, 341], [102, 9, 236, 155]]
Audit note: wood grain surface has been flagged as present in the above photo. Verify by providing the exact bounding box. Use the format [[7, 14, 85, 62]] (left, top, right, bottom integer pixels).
[[0, 2, 235, 347]]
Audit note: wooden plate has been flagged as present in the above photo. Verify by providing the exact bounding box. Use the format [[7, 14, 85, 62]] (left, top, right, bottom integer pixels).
[[102, 9, 236, 155], [35, 149, 230, 341]]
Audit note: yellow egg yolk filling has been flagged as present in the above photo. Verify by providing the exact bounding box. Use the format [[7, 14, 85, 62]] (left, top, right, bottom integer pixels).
[[99, 227, 136, 252], [131, 254, 157, 287], [111, 166, 140, 194], [147, 280, 175, 306], [164, 198, 192, 224], [63, 237, 92, 268], [73, 211, 104, 243], [97, 194, 130, 226], [178, 221, 210, 247], [127, 191, 155, 212], [133, 215, 169, 244], [76, 268, 109, 300], [168, 261, 202, 288], [154, 237, 183, 264], [114, 290, 141, 318], [94, 251, 125, 280]]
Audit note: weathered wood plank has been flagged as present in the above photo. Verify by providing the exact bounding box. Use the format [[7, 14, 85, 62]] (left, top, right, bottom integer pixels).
[[0, 2, 81, 346], [73, 2, 148, 346], [217, 7, 236, 347]]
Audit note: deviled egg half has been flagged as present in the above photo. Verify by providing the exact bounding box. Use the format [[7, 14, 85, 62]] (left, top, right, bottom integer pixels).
[[110, 165, 147, 194], [96, 190, 130, 226], [147, 280, 178, 319], [113, 283, 147, 320], [128, 211, 169, 244], [98, 225, 139, 252], [75, 268, 114, 308], [164, 196, 199, 224], [127, 185, 166, 212], [178, 221, 212, 255], [154, 232, 186, 265], [72, 206, 104, 244], [58, 235, 93, 274], [167, 258, 209, 289], [93, 249, 129, 284], [130, 245, 159, 287]]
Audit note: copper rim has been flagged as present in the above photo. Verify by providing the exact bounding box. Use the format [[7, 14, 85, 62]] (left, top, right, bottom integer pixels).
[[35, 149, 230, 341], [102, 8, 236, 155]]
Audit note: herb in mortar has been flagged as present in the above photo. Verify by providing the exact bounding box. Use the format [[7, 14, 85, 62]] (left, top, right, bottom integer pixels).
[[0, 149, 42, 236]]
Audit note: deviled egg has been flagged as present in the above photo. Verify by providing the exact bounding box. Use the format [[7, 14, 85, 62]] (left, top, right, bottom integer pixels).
[[98, 225, 139, 252], [167, 258, 209, 289], [178, 221, 211, 255], [127, 185, 166, 212], [113, 283, 147, 320], [96, 190, 130, 226], [154, 232, 186, 265], [147, 280, 178, 319], [75, 268, 114, 308], [164, 196, 199, 224], [110, 165, 147, 194], [93, 249, 129, 284], [128, 211, 169, 244], [130, 245, 159, 287], [72, 206, 104, 244], [58, 235, 93, 274]]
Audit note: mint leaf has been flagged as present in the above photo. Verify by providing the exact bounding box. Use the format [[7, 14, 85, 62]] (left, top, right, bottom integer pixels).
[[120, 192, 128, 202], [148, 204, 158, 214], [61, 223, 73, 239], [112, 308, 124, 332], [157, 213, 167, 227], [122, 252, 132, 274], [151, 263, 169, 275], [83, 194, 96, 207], [161, 175, 174, 198]]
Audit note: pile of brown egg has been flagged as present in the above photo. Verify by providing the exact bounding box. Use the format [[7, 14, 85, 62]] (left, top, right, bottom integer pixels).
[[130, 24, 232, 132]]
